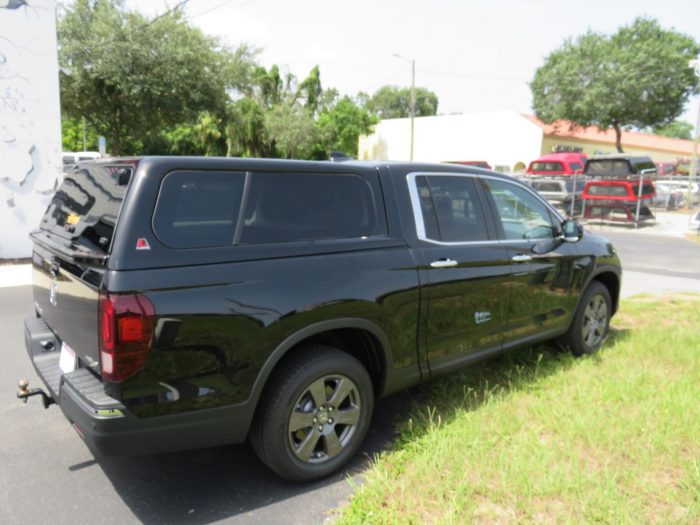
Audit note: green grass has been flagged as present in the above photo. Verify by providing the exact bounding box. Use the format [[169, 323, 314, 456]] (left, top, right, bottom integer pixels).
[[337, 296, 700, 524]]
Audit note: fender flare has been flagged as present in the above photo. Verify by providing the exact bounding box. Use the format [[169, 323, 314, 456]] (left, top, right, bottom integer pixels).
[[246, 317, 393, 411]]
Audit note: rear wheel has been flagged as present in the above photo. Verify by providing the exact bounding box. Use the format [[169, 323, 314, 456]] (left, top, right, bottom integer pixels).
[[250, 345, 374, 482], [562, 281, 611, 357]]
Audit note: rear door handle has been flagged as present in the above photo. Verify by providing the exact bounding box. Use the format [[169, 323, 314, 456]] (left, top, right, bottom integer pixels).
[[430, 258, 458, 269], [511, 254, 532, 263]]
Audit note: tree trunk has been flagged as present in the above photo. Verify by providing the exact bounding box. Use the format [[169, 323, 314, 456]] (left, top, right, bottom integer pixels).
[[612, 121, 624, 153]]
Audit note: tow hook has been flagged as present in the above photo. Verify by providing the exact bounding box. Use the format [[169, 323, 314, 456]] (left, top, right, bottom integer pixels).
[[17, 379, 55, 409]]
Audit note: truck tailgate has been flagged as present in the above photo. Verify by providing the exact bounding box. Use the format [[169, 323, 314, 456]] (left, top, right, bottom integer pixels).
[[33, 240, 104, 372]]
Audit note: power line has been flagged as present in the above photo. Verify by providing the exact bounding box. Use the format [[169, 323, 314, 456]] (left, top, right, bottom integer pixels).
[[189, 0, 255, 20], [85, 0, 193, 53], [418, 68, 529, 82]]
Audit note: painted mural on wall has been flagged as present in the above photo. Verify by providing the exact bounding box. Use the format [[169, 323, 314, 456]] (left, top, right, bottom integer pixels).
[[0, 0, 62, 258]]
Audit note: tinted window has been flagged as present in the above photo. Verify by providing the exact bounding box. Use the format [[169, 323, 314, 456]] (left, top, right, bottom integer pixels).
[[238, 172, 384, 244], [415, 175, 489, 242], [587, 184, 629, 197], [533, 182, 564, 192], [569, 162, 583, 171], [531, 162, 565, 172], [40, 163, 134, 252], [485, 180, 555, 240], [153, 171, 245, 249], [585, 160, 632, 175]]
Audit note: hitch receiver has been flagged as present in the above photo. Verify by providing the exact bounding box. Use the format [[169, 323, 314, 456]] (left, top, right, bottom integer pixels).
[[17, 379, 55, 409]]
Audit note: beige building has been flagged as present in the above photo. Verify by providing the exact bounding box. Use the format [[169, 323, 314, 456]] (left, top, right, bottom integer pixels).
[[358, 111, 699, 172]]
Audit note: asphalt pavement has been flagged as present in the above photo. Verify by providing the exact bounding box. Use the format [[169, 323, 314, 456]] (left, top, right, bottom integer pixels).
[[2, 229, 700, 524]]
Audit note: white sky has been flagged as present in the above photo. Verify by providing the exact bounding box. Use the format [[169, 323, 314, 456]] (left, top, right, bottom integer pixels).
[[125, 0, 700, 130]]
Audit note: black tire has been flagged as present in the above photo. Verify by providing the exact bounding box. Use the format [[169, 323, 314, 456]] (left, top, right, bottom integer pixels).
[[562, 281, 612, 357], [250, 345, 374, 482]]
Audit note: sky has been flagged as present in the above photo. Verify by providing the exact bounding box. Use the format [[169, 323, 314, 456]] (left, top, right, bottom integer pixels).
[[124, 0, 700, 130]]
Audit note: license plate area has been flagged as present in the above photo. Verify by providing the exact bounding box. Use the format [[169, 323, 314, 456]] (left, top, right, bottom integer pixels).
[[59, 341, 77, 374]]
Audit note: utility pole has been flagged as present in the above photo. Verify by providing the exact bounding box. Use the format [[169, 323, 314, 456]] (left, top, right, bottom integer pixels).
[[393, 54, 416, 161], [688, 59, 699, 224]]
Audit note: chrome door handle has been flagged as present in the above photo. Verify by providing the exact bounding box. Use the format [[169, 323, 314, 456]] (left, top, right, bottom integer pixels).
[[511, 254, 532, 263], [430, 259, 458, 268]]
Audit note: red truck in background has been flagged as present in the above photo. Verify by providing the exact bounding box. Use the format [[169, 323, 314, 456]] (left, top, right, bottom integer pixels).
[[527, 153, 588, 176]]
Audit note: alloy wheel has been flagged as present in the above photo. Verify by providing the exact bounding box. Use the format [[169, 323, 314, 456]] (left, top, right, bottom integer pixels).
[[287, 375, 361, 464]]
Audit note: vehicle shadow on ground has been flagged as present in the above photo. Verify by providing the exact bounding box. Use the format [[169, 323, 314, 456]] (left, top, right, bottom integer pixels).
[[89, 387, 420, 524]]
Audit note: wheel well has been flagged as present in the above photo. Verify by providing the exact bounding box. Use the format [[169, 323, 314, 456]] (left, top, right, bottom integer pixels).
[[271, 328, 386, 398], [593, 272, 620, 314]]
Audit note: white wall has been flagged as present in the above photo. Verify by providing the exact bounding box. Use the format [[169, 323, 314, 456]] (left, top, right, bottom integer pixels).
[[0, 0, 62, 259], [359, 111, 544, 171]]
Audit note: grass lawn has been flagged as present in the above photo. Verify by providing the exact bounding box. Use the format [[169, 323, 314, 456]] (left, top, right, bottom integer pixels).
[[337, 295, 700, 524]]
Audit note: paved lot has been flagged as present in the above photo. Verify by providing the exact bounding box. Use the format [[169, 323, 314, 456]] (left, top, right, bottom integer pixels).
[[2, 229, 700, 524]]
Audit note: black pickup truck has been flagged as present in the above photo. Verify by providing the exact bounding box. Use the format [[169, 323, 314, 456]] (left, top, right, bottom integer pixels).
[[19, 157, 621, 481]]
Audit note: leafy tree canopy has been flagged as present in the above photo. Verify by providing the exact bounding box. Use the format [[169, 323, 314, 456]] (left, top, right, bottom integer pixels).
[[653, 120, 694, 140], [58, 2, 379, 159], [365, 85, 439, 119], [531, 17, 699, 152], [59, 0, 251, 154]]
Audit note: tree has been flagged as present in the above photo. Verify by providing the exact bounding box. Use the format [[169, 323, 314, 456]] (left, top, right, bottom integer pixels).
[[264, 104, 318, 159], [653, 120, 694, 140], [316, 95, 379, 156], [366, 85, 439, 119], [61, 116, 100, 151], [58, 0, 252, 155], [531, 17, 699, 152]]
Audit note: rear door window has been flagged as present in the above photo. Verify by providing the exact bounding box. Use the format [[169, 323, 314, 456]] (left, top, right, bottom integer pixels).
[[412, 175, 490, 243]]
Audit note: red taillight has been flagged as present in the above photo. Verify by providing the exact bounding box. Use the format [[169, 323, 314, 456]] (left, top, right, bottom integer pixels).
[[99, 293, 155, 382]]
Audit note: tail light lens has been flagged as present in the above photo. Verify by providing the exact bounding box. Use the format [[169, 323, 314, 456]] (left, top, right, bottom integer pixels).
[[99, 293, 155, 382]]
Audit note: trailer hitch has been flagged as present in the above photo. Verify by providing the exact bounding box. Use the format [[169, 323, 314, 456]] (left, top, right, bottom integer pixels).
[[17, 379, 55, 409]]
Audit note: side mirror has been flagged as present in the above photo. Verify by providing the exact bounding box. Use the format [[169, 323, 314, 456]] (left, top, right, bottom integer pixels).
[[561, 219, 583, 242]]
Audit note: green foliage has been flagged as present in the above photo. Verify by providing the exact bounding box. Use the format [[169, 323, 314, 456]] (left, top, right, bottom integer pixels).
[[317, 95, 379, 156], [531, 17, 700, 152], [653, 120, 694, 140], [58, 3, 381, 159], [264, 104, 318, 159], [58, 0, 247, 155], [365, 85, 439, 119], [338, 296, 700, 524], [61, 116, 100, 151]]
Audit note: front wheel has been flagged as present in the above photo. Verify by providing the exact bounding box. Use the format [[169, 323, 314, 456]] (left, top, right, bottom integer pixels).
[[250, 345, 374, 482], [562, 281, 612, 357]]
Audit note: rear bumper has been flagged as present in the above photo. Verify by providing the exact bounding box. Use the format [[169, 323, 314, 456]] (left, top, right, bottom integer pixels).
[[24, 317, 253, 456]]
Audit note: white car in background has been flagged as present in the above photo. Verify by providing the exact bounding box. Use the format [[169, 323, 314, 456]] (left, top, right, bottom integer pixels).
[[62, 151, 102, 168]]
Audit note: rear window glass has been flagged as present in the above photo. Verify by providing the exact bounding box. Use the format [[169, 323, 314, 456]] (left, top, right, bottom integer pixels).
[[153, 171, 245, 249], [531, 162, 564, 172], [238, 172, 384, 244], [569, 162, 583, 171], [40, 163, 134, 252], [533, 182, 564, 192], [586, 184, 630, 197], [585, 160, 633, 175]]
